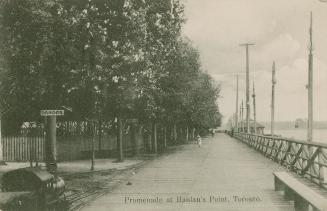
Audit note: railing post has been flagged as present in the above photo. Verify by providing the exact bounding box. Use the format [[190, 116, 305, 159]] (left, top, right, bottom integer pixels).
[[264, 138, 270, 156], [257, 136, 262, 151], [318, 147, 325, 187], [309, 145, 314, 180], [270, 138, 276, 158], [281, 141, 292, 166]]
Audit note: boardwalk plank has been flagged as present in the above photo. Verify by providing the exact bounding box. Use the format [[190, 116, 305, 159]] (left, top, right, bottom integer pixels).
[[82, 134, 294, 211]]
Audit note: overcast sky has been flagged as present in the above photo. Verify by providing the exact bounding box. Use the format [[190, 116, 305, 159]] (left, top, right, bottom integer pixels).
[[182, 0, 327, 123]]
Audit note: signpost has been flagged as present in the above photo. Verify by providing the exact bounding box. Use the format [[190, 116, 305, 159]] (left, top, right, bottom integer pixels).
[[41, 110, 64, 175], [40, 110, 64, 116]]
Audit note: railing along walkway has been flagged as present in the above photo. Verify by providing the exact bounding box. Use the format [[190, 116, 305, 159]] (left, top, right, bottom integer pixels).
[[228, 132, 327, 189]]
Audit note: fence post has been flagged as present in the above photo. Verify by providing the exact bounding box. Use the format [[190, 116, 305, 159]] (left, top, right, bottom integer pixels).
[[35, 137, 38, 167], [29, 137, 33, 167]]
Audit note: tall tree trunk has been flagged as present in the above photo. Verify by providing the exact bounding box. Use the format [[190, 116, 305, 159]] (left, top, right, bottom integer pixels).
[[117, 116, 124, 161], [148, 132, 152, 153], [0, 116, 3, 163], [153, 122, 158, 153], [91, 122, 95, 170], [98, 118, 102, 153], [131, 123, 137, 156], [173, 124, 177, 143], [186, 126, 189, 142], [164, 126, 167, 148]]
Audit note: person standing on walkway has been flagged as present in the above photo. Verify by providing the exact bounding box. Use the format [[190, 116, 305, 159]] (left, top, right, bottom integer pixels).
[[197, 134, 202, 147]]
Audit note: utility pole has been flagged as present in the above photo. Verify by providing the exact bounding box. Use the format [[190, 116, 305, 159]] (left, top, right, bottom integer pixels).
[[235, 75, 239, 132], [241, 100, 244, 132], [240, 43, 255, 133], [252, 82, 257, 134], [239, 104, 242, 132], [271, 61, 276, 136], [307, 12, 313, 142]]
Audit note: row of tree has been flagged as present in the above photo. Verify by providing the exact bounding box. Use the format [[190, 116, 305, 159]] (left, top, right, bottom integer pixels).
[[0, 0, 221, 157]]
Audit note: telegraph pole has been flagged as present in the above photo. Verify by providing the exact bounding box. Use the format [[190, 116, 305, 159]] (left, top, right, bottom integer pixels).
[[240, 43, 255, 133], [239, 103, 242, 132], [235, 75, 239, 132], [241, 100, 244, 132], [271, 61, 276, 136], [307, 12, 313, 142], [252, 82, 257, 134], [231, 114, 235, 130]]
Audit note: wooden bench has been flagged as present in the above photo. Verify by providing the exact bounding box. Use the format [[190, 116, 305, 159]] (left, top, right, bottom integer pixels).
[[273, 171, 327, 211]]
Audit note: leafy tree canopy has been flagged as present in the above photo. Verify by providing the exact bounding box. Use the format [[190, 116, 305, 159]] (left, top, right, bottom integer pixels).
[[0, 0, 221, 135]]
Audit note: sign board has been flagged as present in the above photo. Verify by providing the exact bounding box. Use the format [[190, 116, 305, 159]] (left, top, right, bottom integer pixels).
[[126, 119, 138, 123], [40, 110, 64, 116]]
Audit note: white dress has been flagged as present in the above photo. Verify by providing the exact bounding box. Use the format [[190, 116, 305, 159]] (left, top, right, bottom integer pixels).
[[197, 137, 202, 147]]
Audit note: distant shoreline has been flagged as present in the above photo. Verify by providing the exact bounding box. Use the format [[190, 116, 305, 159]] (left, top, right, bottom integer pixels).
[[259, 121, 327, 130]]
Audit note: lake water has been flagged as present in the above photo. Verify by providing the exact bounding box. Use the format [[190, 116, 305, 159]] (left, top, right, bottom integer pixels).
[[270, 129, 327, 144]]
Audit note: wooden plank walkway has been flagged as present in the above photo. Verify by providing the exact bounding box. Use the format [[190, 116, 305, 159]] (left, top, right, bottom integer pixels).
[[82, 133, 294, 211]]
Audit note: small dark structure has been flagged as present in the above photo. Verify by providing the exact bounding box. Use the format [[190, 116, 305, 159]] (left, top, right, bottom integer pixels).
[[295, 118, 306, 128], [0, 167, 66, 211], [238, 120, 265, 135]]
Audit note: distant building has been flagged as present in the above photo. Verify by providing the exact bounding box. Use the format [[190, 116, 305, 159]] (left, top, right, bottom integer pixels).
[[238, 120, 265, 135], [295, 118, 306, 128]]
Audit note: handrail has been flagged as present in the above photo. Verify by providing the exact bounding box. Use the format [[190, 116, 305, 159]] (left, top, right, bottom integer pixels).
[[240, 132, 327, 148], [226, 131, 327, 189]]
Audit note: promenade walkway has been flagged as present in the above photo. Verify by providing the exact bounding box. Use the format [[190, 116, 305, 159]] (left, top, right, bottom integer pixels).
[[82, 133, 294, 211]]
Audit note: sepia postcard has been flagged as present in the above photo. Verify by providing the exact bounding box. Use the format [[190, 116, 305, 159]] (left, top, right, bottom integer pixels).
[[0, 0, 327, 210]]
